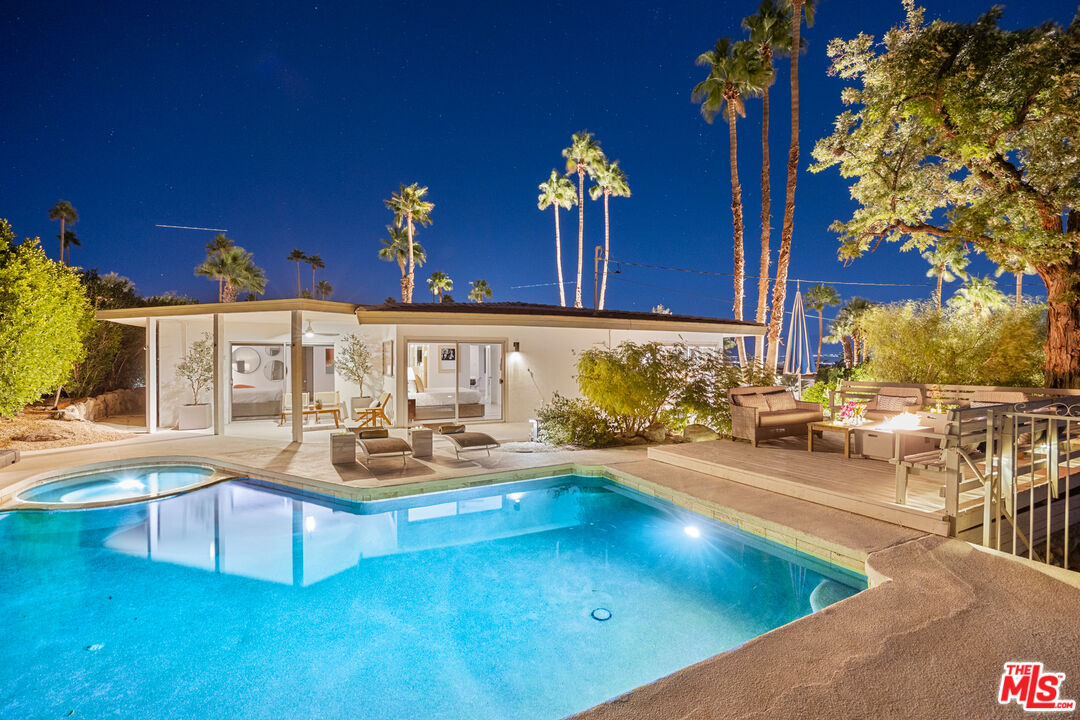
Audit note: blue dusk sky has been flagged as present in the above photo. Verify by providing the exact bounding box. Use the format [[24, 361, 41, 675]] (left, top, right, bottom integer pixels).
[[1, 0, 1075, 319]]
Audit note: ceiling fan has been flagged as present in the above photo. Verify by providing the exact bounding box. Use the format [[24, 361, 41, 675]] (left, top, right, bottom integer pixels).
[[304, 320, 339, 338]]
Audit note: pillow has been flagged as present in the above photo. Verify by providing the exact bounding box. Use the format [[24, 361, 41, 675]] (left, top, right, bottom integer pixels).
[[738, 394, 769, 410], [358, 428, 389, 439], [877, 394, 918, 412], [370, 397, 382, 408], [969, 400, 999, 408], [233, 384, 255, 389], [439, 424, 466, 434], [765, 392, 797, 411]]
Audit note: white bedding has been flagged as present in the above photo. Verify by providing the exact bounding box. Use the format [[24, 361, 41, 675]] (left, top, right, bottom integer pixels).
[[232, 386, 282, 405], [412, 388, 483, 407]]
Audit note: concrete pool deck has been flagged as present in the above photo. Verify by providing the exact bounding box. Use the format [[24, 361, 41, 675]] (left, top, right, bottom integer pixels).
[[2, 425, 1079, 718]]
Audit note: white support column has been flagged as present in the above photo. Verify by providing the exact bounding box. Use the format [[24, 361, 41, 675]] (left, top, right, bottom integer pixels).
[[145, 318, 158, 433], [213, 313, 227, 435], [290, 310, 304, 443]]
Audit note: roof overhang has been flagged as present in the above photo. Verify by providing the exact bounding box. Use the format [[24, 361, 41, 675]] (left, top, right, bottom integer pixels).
[[96, 299, 359, 326]]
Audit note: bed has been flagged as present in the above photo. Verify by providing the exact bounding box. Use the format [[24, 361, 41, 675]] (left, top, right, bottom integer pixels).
[[408, 388, 485, 421], [231, 385, 283, 420]]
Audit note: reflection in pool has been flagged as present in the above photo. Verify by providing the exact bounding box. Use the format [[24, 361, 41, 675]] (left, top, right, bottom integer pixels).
[[0, 476, 865, 719]]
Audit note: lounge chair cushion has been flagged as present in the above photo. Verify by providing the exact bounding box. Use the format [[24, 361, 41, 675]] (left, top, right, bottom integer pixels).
[[357, 437, 412, 456], [765, 392, 797, 411], [439, 424, 466, 434], [757, 409, 821, 427], [445, 431, 499, 449], [358, 428, 389, 439]]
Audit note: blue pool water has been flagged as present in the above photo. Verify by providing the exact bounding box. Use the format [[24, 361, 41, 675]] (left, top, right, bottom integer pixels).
[[0, 475, 864, 719], [17, 464, 214, 504]]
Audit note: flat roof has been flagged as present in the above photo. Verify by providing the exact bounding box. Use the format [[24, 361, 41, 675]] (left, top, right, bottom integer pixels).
[[97, 298, 763, 335]]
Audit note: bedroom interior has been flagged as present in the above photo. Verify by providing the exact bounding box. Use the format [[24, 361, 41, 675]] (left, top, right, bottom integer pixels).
[[406, 341, 503, 423], [230, 342, 338, 421]]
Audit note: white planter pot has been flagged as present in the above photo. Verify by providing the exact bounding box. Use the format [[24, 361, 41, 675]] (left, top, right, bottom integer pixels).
[[178, 403, 212, 430]]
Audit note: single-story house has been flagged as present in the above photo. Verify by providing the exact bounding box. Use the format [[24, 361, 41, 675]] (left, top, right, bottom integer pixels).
[[97, 299, 763, 442]]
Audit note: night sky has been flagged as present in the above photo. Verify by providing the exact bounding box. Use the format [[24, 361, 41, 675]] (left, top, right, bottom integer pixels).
[[2, 0, 1076, 320]]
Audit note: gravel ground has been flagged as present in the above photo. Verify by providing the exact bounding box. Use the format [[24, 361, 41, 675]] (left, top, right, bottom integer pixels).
[[0, 413, 133, 451]]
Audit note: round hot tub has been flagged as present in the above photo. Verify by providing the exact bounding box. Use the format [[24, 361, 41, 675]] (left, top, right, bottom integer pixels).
[[17, 464, 216, 506]]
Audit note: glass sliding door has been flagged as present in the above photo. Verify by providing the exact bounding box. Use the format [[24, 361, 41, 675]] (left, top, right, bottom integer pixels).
[[456, 342, 503, 421], [406, 340, 504, 423], [230, 343, 285, 420]]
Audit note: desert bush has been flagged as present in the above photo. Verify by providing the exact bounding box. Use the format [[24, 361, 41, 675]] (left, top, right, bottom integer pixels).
[[672, 352, 775, 435], [536, 392, 615, 447], [860, 301, 1045, 386]]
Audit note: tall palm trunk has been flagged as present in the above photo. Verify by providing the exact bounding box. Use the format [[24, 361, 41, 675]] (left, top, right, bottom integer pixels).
[[574, 164, 585, 308], [399, 272, 408, 302], [755, 75, 772, 363], [295, 263, 302, 297], [1015, 272, 1023, 306], [222, 280, 238, 303], [554, 205, 566, 306], [726, 105, 748, 364], [311, 266, 317, 293], [406, 213, 416, 303], [841, 335, 853, 368], [58, 217, 65, 265], [599, 190, 611, 310], [816, 309, 824, 367], [766, 0, 803, 369], [935, 270, 943, 309]]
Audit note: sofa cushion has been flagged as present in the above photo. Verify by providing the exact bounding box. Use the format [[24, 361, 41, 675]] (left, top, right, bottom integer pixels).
[[739, 394, 770, 410], [876, 394, 918, 412], [757, 409, 822, 427], [765, 392, 797, 411]]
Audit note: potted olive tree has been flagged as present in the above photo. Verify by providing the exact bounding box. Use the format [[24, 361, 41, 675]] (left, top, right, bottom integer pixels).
[[175, 331, 214, 430], [336, 333, 374, 416]]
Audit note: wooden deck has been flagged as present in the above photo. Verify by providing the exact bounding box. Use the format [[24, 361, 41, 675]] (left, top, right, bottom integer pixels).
[[648, 438, 955, 536]]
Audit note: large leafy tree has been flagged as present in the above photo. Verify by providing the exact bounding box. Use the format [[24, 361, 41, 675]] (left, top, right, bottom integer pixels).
[[766, 0, 816, 369], [921, 240, 970, 309], [48, 200, 78, 265], [693, 38, 768, 362], [562, 132, 606, 308], [384, 183, 434, 303], [812, 3, 1080, 386], [588, 158, 630, 310], [378, 224, 426, 301], [537, 169, 577, 307], [743, 0, 796, 360], [803, 283, 840, 366], [0, 220, 92, 416]]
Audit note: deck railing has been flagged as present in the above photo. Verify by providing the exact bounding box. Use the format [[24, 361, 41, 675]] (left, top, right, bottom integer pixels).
[[982, 397, 1080, 570]]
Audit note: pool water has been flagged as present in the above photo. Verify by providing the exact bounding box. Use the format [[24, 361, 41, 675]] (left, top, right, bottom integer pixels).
[[17, 465, 214, 504], [0, 475, 864, 719]]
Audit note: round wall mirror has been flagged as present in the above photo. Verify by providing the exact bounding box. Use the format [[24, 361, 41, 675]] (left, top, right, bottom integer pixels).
[[232, 347, 261, 375], [264, 359, 285, 381]]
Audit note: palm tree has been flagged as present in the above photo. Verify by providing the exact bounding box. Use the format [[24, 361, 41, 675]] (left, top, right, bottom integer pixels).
[[843, 297, 873, 364], [378, 224, 426, 301], [384, 183, 434, 303], [562, 132, 606, 308], [948, 276, 1008, 318], [743, 0, 794, 360], [48, 200, 78, 265], [766, 0, 816, 369], [589, 158, 631, 310], [468, 280, 493, 304], [994, 259, 1037, 307], [693, 38, 767, 362], [204, 234, 235, 301], [427, 271, 453, 302], [58, 229, 80, 265], [306, 253, 325, 293], [922, 241, 970, 309], [803, 284, 840, 366], [825, 311, 855, 368], [314, 280, 333, 300], [287, 249, 307, 297], [196, 244, 266, 302], [537, 169, 577, 307]]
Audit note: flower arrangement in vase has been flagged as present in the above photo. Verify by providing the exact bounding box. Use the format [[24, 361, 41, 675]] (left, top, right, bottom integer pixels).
[[837, 401, 866, 426]]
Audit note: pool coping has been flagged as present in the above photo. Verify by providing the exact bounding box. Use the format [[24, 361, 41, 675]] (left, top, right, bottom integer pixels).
[[0, 454, 871, 576]]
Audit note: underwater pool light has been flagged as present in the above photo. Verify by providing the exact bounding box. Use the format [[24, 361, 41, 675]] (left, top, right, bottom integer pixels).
[[684, 525, 701, 539]]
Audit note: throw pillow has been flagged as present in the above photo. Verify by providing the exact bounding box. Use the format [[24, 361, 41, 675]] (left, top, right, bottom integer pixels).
[[877, 394, 917, 412], [765, 392, 797, 411], [359, 428, 389, 439], [439, 424, 466, 434], [739, 394, 770, 410]]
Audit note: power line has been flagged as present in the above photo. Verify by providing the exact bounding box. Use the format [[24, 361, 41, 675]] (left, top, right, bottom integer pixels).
[[607, 257, 934, 288]]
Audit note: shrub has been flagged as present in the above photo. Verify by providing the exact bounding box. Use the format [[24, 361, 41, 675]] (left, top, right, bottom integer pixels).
[[673, 352, 775, 435], [536, 392, 615, 447], [0, 220, 93, 416], [335, 334, 374, 395], [175, 332, 214, 405], [860, 301, 1045, 386]]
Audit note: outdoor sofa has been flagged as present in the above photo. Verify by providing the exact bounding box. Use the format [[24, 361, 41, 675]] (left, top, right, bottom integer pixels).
[[729, 386, 823, 446]]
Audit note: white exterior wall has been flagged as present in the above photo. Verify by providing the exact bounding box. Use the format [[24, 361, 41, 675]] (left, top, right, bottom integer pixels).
[[156, 316, 214, 429], [381, 322, 734, 426]]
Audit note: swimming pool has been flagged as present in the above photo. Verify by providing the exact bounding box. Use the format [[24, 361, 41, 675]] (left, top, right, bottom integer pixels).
[[0, 474, 864, 719], [16, 464, 215, 505]]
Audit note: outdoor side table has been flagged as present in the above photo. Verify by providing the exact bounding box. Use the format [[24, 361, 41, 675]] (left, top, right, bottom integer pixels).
[[807, 421, 854, 458], [409, 427, 433, 459]]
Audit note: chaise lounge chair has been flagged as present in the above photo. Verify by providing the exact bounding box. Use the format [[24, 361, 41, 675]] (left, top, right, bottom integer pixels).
[[438, 424, 500, 459], [352, 428, 413, 468], [354, 393, 392, 428]]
